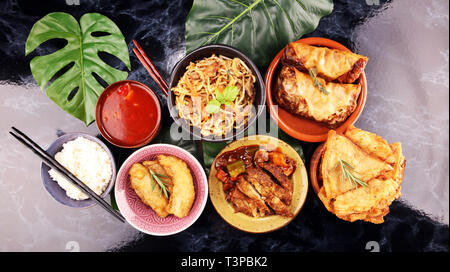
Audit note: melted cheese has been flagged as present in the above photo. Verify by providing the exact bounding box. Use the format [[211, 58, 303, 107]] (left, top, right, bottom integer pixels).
[[290, 43, 368, 80], [278, 66, 361, 126]]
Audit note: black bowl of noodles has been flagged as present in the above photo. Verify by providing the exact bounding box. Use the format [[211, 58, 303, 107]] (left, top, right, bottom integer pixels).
[[167, 44, 266, 142]]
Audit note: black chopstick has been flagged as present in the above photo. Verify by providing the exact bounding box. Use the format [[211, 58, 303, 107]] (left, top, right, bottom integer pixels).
[[9, 127, 125, 223]]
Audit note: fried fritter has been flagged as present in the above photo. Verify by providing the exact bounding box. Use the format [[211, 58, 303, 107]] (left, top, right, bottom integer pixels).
[[142, 160, 173, 195], [344, 125, 397, 164], [129, 163, 170, 218], [157, 155, 195, 218], [321, 130, 393, 199], [318, 127, 405, 224]]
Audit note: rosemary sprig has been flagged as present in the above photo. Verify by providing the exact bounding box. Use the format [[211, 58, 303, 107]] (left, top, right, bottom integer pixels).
[[308, 68, 329, 95], [337, 159, 368, 188], [149, 170, 172, 199]]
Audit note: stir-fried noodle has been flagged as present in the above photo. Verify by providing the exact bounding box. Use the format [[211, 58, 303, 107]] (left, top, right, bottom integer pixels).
[[172, 55, 256, 137]]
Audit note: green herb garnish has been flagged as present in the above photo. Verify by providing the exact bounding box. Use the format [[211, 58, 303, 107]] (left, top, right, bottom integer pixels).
[[205, 85, 239, 114], [337, 159, 368, 188], [149, 170, 171, 199], [309, 68, 328, 95]]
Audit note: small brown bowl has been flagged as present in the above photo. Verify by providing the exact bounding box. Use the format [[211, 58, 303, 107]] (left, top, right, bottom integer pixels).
[[95, 80, 162, 148], [309, 143, 325, 194], [265, 37, 367, 143]]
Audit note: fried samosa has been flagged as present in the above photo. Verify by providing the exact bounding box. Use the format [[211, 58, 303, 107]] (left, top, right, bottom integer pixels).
[[282, 42, 368, 84], [158, 155, 195, 218], [275, 66, 361, 127], [129, 163, 170, 218], [318, 127, 405, 224], [129, 155, 196, 219]]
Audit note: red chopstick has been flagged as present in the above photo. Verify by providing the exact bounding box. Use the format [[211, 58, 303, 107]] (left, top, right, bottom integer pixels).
[[132, 40, 169, 96]]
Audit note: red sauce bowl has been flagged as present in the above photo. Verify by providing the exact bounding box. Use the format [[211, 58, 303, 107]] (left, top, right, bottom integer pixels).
[[95, 80, 162, 148]]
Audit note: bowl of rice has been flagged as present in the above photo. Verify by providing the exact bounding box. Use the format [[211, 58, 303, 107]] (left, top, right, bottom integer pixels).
[[40, 133, 116, 208]]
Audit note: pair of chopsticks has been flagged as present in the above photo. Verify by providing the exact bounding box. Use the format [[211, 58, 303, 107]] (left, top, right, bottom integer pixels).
[[132, 40, 169, 96], [132, 40, 206, 168], [9, 127, 125, 223]]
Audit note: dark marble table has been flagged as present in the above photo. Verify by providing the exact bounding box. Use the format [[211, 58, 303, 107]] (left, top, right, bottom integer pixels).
[[0, 0, 448, 252]]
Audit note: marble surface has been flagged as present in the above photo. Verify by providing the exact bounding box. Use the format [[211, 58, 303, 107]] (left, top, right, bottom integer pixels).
[[0, 0, 448, 252]]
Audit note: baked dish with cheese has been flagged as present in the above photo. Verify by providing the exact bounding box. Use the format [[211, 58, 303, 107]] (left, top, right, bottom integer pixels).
[[282, 42, 368, 84], [274, 42, 368, 128], [317, 125, 406, 224], [274, 66, 362, 127]]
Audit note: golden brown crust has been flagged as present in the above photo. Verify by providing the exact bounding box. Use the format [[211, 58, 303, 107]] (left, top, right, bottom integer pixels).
[[158, 155, 195, 218], [129, 163, 170, 218], [274, 66, 361, 128], [282, 43, 368, 84], [317, 127, 405, 224]]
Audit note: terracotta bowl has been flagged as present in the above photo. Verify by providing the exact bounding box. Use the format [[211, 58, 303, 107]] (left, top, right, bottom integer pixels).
[[309, 143, 325, 195], [114, 144, 208, 236], [265, 37, 367, 142]]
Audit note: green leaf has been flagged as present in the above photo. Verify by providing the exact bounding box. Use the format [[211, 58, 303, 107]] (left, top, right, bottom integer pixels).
[[185, 0, 334, 67], [154, 173, 169, 179], [205, 99, 222, 114], [308, 68, 329, 95], [25, 12, 131, 125], [110, 189, 119, 211], [222, 85, 239, 102], [214, 88, 227, 104]]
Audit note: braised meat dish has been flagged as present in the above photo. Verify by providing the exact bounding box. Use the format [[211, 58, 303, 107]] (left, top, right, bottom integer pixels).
[[214, 145, 297, 218]]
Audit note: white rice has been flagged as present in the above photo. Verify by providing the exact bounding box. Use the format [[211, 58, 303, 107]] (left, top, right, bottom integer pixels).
[[48, 136, 113, 200]]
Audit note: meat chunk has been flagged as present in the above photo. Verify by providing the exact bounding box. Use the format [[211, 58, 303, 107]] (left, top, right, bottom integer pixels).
[[260, 162, 293, 198], [236, 176, 271, 217], [226, 187, 261, 217], [254, 149, 269, 166], [245, 168, 293, 217]]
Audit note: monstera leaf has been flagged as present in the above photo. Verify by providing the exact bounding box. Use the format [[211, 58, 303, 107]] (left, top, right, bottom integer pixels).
[[185, 0, 334, 67], [25, 12, 131, 125]]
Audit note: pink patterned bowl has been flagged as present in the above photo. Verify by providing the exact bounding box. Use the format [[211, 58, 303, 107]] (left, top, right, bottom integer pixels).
[[115, 144, 208, 236]]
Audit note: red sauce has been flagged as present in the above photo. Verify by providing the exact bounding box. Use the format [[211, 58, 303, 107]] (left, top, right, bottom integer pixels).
[[97, 81, 160, 147]]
